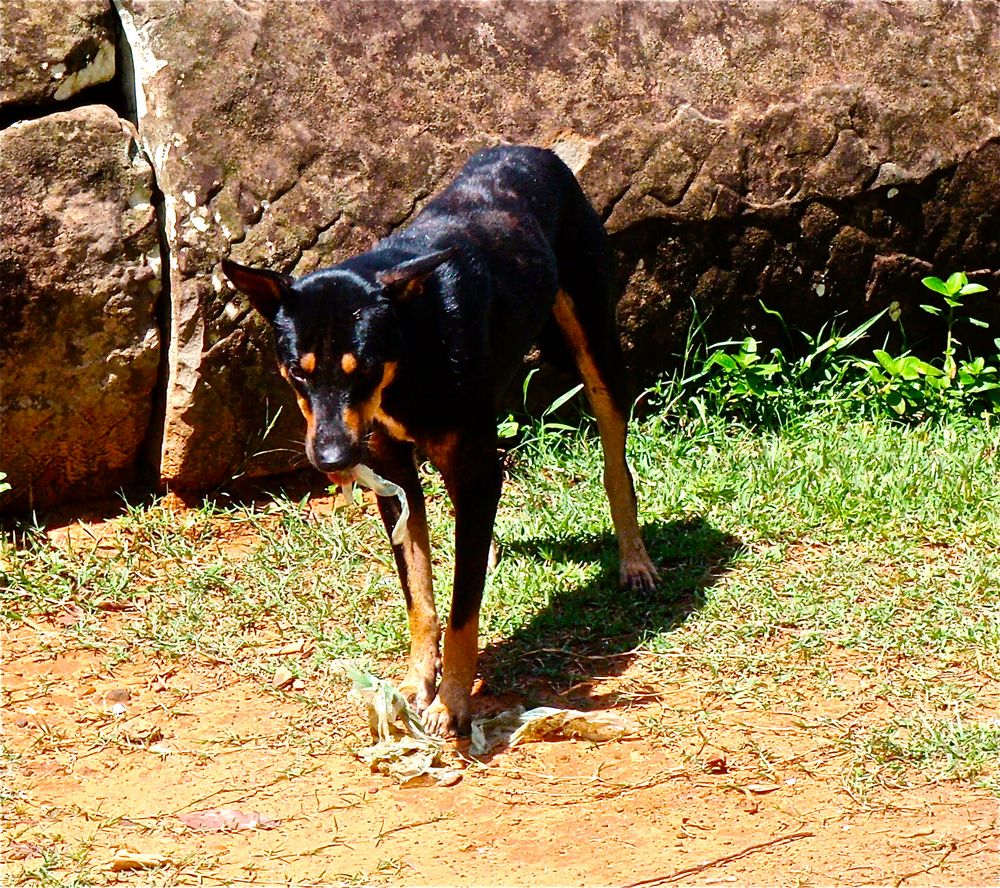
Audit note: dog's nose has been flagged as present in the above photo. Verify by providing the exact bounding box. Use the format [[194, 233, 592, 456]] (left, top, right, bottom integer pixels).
[[311, 443, 358, 474]]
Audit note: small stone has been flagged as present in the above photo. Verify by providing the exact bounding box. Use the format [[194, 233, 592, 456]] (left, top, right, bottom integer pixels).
[[272, 667, 295, 689]]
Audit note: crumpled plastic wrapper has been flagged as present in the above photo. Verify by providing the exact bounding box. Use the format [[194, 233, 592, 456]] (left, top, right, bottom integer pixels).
[[330, 464, 409, 545], [345, 666, 461, 786], [470, 706, 631, 756], [343, 667, 632, 782]]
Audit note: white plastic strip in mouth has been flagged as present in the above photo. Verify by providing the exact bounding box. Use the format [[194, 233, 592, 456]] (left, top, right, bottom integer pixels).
[[331, 464, 410, 546]]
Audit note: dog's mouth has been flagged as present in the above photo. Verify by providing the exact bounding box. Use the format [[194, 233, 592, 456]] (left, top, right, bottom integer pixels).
[[325, 470, 355, 486], [328, 464, 410, 545]]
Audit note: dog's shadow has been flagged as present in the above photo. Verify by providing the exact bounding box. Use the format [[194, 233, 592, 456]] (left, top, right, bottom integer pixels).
[[478, 517, 742, 711]]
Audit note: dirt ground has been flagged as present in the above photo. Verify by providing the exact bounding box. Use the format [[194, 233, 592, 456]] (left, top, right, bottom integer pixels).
[[3, 509, 998, 887]]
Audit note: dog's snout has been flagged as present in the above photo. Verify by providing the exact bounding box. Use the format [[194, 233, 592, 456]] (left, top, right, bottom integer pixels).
[[311, 442, 359, 474]]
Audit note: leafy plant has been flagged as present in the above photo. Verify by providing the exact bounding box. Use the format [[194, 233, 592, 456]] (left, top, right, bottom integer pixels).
[[856, 272, 997, 416], [920, 272, 989, 379], [670, 271, 995, 425]]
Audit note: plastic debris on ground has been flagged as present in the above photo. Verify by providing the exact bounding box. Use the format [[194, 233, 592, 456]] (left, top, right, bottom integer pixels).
[[345, 666, 461, 786], [344, 667, 633, 783], [470, 705, 631, 756]]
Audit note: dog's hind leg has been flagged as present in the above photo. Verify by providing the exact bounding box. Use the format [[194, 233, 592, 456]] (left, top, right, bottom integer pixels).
[[367, 431, 440, 710], [550, 288, 658, 592]]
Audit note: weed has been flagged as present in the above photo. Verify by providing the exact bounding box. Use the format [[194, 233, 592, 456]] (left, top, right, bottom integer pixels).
[[666, 271, 996, 425]]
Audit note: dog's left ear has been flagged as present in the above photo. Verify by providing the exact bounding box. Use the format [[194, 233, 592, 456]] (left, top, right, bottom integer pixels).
[[221, 258, 294, 321], [376, 247, 455, 301]]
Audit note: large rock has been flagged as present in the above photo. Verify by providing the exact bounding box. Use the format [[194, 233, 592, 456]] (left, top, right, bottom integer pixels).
[[0, 1, 116, 108], [116, 0, 1000, 491], [0, 106, 162, 511]]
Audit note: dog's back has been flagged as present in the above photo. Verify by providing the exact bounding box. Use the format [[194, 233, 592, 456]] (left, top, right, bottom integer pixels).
[[367, 145, 615, 401]]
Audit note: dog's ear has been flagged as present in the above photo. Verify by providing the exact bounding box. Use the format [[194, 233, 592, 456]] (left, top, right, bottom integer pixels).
[[376, 247, 455, 301], [221, 258, 294, 321]]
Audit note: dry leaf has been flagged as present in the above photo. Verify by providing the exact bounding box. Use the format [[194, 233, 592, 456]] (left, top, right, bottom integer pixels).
[[109, 850, 172, 871], [149, 668, 177, 692], [471, 706, 631, 755], [272, 666, 295, 689], [120, 721, 164, 745], [56, 605, 85, 626], [264, 639, 311, 657], [6, 842, 41, 861], [744, 782, 781, 794], [177, 808, 280, 831], [900, 827, 935, 838]]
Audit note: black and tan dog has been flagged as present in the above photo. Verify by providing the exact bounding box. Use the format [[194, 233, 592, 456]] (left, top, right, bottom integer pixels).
[[223, 145, 657, 737]]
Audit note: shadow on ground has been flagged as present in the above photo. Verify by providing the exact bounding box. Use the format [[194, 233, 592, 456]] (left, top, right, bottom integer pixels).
[[478, 516, 742, 710]]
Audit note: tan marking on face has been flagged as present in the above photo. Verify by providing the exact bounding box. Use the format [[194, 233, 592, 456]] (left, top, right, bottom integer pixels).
[[341, 352, 358, 374], [294, 393, 315, 444], [278, 364, 291, 383], [341, 405, 362, 437], [299, 352, 316, 374], [339, 361, 399, 443]]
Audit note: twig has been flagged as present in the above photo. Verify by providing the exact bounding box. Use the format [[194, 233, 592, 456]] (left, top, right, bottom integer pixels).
[[893, 841, 956, 887], [621, 831, 815, 887], [375, 814, 449, 845]]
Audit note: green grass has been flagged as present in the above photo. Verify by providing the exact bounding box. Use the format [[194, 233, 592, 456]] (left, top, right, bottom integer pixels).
[[3, 404, 999, 794]]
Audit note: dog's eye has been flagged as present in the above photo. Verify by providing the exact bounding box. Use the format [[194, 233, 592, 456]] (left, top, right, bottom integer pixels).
[[287, 365, 308, 385]]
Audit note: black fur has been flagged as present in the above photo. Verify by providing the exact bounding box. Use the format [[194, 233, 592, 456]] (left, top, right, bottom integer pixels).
[[223, 145, 644, 735]]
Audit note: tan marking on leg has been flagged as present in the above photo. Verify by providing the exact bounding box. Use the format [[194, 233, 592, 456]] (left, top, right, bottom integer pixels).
[[299, 352, 316, 374], [552, 290, 657, 591], [423, 614, 478, 738], [487, 537, 499, 574], [396, 507, 439, 711], [341, 352, 358, 374]]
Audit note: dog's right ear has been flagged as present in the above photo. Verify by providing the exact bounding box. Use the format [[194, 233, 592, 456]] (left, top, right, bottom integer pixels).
[[221, 258, 294, 321]]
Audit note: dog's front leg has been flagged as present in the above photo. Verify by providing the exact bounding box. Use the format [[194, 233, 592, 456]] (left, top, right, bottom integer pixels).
[[367, 432, 440, 711], [422, 435, 502, 738]]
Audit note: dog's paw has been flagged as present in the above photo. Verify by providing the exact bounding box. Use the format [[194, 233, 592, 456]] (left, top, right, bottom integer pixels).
[[620, 554, 659, 594], [400, 674, 436, 713], [422, 694, 471, 739]]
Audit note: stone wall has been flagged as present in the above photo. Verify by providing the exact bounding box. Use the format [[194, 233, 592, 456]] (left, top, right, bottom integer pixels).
[[1, 0, 998, 510], [0, 4, 161, 512]]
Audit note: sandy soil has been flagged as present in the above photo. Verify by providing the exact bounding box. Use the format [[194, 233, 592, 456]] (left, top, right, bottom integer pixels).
[[3, 510, 998, 887]]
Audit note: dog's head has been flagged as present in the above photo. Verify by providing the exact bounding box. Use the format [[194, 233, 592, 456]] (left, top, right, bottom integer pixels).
[[222, 249, 453, 475]]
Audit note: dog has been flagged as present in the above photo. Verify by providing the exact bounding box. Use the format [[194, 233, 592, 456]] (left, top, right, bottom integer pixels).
[[222, 145, 658, 737]]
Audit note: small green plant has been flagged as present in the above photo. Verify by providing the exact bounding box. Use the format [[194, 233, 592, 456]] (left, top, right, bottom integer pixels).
[[498, 368, 584, 447], [0, 471, 11, 495], [857, 272, 998, 416], [672, 272, 995, 424], [920, 271, 990, 378]]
